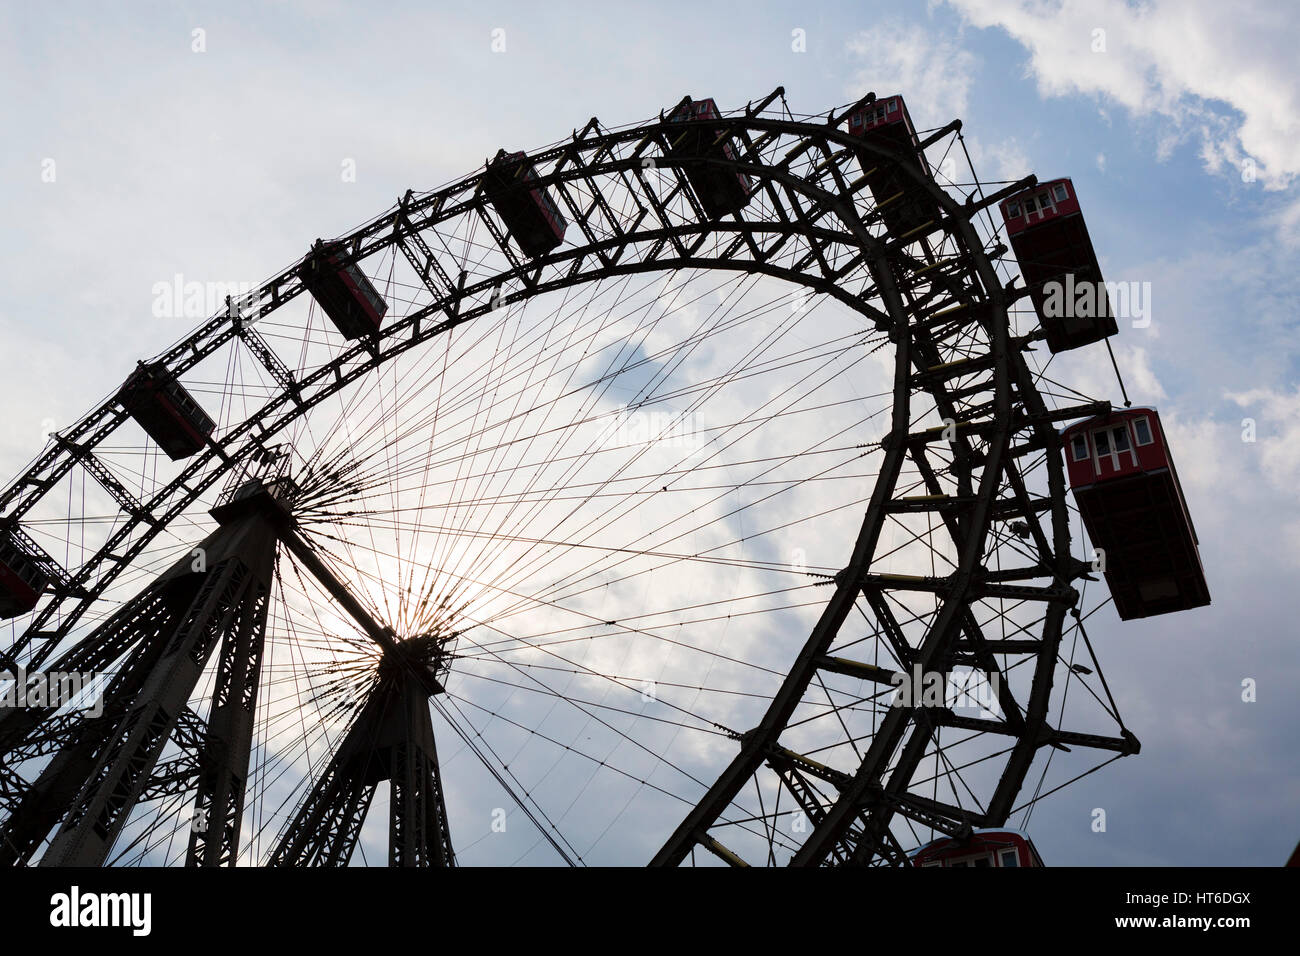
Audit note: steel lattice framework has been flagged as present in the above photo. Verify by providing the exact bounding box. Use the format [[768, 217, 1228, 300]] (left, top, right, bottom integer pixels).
[[0, 87, 1137, 867]]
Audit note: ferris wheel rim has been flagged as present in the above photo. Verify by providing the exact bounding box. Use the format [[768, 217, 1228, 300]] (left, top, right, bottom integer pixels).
[[0, 89, 1130, 867]]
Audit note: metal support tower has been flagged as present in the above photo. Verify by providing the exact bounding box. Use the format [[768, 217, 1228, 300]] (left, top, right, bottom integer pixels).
[[268, 633, 455, 867], [0, 495, 277, 866], [0, 472, 455, 867]]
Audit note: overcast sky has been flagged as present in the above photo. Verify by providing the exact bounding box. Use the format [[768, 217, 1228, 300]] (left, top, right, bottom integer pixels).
[[1, 0, 1296, 866]]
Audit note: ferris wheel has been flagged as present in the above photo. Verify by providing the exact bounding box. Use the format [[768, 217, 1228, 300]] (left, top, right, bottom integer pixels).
[[0, 87, 1200, 867]]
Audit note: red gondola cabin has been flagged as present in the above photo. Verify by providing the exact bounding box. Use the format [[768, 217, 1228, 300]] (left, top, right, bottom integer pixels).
[[1000, 179, 1118, 353], [0, 528, 51, 619], [663, 97, 753, 218], [483, 150, 568, 259], [1063, 408, 1210, 620], [117, 361, 216, 461], [911, 829, 1044, 868], [300, 240, 389, 340], [845, 95, 941, 240]]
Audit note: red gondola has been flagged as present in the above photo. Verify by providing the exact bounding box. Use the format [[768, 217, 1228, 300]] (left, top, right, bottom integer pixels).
[[299, 240, 389, 340], [0, 528, 51, 619], [1000, 178, 1118, 353], [1063, 407, 1210, 620], [911, 828, 1044, 868], [663, 97, 753, 218], [117, 361, 216, 461], [844, 94, 941, 240], [483, 150, 568, 259]]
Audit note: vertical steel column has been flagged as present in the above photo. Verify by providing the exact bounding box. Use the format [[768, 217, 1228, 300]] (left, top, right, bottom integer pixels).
[[185, 580, 271, 866]]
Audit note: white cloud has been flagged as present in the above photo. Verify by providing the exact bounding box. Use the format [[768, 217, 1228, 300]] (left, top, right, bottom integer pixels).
[[844, 17, 1033, 205], [1225, 386, 1300, 495], [1161, 406, 1300, 571], [946, 0, 1300, 190], [1034, 339, 1167, 411], [965, 135, 1034, 183], [846, 20, 979, 123], [1270, 196, 1300, 247]]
